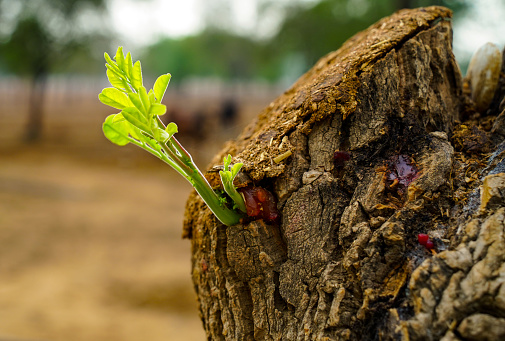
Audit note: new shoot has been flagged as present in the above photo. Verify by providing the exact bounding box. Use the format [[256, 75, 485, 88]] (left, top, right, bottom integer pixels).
[[98, 47, 245, 226]]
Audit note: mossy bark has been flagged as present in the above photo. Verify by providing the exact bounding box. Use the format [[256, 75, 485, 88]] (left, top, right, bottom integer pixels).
[[184, 6, 505, 340]]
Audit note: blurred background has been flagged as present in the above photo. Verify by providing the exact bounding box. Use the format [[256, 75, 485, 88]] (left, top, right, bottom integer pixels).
[[0, 0, 503, 340]]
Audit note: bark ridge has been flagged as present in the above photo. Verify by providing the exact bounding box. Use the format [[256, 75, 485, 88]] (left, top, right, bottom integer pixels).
[[184, 6, 505, 341]]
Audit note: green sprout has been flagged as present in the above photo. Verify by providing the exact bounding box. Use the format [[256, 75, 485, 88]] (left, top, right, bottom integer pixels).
[[220, 155, 247, 213], [98, 47, 245, 226]]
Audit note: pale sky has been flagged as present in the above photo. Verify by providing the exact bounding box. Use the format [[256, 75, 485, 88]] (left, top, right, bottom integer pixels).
[[109, 0, 505, 66], [108, 0, 316, 45], [108, 0, 203, 42]]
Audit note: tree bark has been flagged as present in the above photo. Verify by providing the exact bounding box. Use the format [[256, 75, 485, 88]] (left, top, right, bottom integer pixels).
[[184, 6, 505, 340]]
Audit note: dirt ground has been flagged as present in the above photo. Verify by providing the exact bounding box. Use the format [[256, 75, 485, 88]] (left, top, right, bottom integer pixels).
[[0, 147, 206, 341], [0, 88, 274, 340]]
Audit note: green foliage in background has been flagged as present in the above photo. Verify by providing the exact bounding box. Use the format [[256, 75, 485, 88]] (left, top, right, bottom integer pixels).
[[0, 0, 109, 141], [142, 0, 469, 83], [0, 0, 470, 82], [0, 0, 109, 75], [143, 30, 270, 81]]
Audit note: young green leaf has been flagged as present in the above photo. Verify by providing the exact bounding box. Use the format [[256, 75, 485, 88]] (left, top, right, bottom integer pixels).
[[223, 154, 232, 169], [103, 113, 131, 146], [98, 87, 130, 109], [153, 74, 171, 103], [148, 89, 156, 104], [106, 65, 130, 91], [231, 162, 243, 177], [128, 93, 145, 116], [139, 86, 150, 113], [106, 69, 126, 90], [104, 52, 119, 71], [131, 61, 142, 90], [105, 63, 122, 78], [125, 52, 133, 79], [165, 122, 178, 136], [121, 107, 151, 132], [127, 122, 144, 141], [152, 122, 170, 143], [146, 137, 164, 158], [104, 52, 113, 65], [219, 155, 247, 213], [115, 46, 125, 70], [150, 103, 167, 116]]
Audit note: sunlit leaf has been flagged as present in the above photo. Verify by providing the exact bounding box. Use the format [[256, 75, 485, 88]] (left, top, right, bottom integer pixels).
[[104, 52, 113, 65], [121, 107, 150, 132], [131, 61, 142, 91], [223, 154, 232, 170], [115, 46, 125, 70], [127, 122, 143, 141], [98, 87, 130, 109], [102, 114, 130, 146], [165, 122, 178, 136], [106, 69, 125, 90], [150, 103, 167, 116], [231, 162, 243, 177], [104, 52, 119, 72], [128, 93, 145, 116], [145, 136, 163, 157], [125, 52, 133, 79], [148, 89, 155, 104], [105, 63, 122, 76], [152, 125, 170, 143], [153, 74, 171, 103], [105, 64, 130, 91], [139, 86, 150, 113]]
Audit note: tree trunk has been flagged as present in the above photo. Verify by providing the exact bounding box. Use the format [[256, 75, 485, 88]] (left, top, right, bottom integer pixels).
[[184, 6, 505, 340], [25, 74, 46, 142]]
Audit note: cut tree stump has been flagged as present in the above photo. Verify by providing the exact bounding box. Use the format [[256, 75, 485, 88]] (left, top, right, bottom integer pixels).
[[183, 6, 505, 341]]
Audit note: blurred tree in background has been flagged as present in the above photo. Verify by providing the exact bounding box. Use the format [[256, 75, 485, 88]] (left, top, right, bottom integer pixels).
[[0, 0, 471, 142], [142, 0, 468, 85], [266, 0, 397, 84], [270, 0, 468, 83], [144, 31, 265, 81], [0, 0, 109, 142]]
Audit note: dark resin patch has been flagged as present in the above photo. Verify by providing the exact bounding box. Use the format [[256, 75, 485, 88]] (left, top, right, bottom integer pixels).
[[385, 155, 419, 192], [239, 186, 280, 223], [334, 151, 351, 168]]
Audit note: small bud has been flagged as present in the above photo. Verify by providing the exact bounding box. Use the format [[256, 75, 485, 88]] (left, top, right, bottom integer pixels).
[[425, 240, 435, 250], [417, 233, 429, 245]]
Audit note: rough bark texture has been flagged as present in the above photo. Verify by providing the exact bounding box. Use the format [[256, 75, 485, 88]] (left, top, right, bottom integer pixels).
[[183, 6, 505, 341]]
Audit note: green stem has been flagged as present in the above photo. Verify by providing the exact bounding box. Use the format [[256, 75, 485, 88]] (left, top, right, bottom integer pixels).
[[153, 128, 242, 225], [162, 141, 194, 177], [171, 136, 192, 162], [129, 137, 189, 178], [190, 166, 243, 226], [221, 175, 247, 213]]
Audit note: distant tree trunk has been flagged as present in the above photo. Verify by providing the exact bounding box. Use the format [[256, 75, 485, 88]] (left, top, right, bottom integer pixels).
[[184, 6, 505, 340], [25, 73, 46, 142], [396, 0, 415, 9], [396, 0, 444, 9]]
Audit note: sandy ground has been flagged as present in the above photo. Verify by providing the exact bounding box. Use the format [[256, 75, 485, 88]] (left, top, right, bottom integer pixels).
[[0, 145, 207, 341]]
